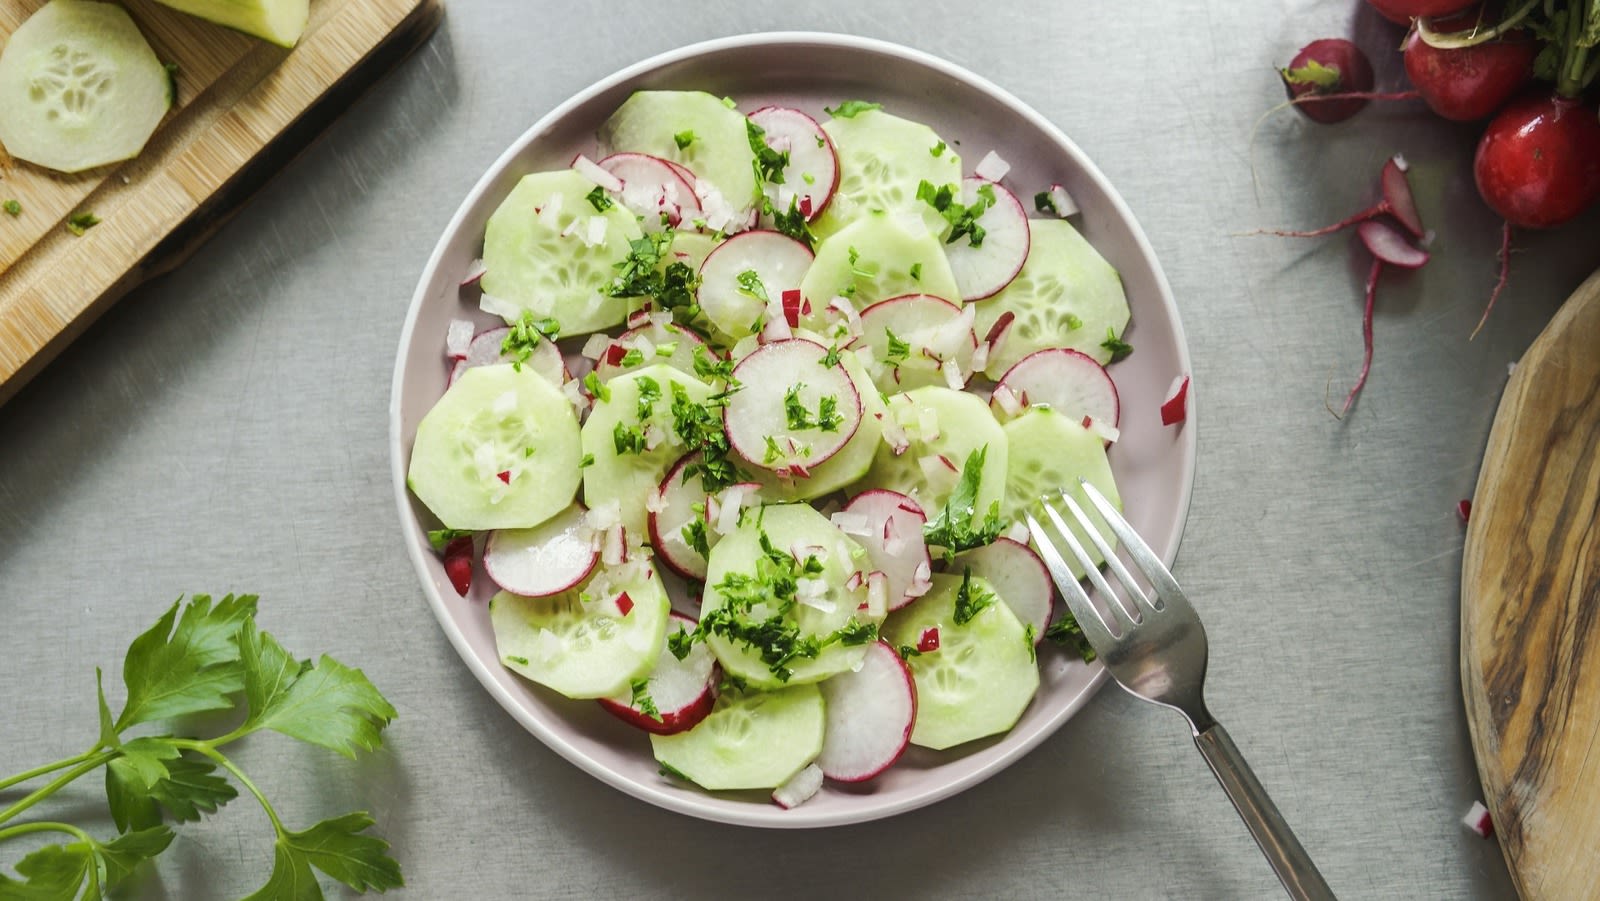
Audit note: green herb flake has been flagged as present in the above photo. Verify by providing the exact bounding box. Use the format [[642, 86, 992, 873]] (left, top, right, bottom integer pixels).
[[763, 435, 784, 465], [682, 516, 710, 557], [952, 567, 996, 626], [619, 347, 645, 368], [630, 678, 661, 721], [909, 262, 922, 281], [426, 528, 471, 552], [506, 655, 530, 666], [579, 453, 596, 468], [765, 195, 816, 249], [584, 371, 611, 404], [746, 120, 790, 185], [655, 341, 679, 357], [930, 140, 946, 157], [1034, 191, 1058, 215], [1023, 624, 1037, 661], [884, 328, 910, 365], [922, 445, 1006, 557], [735, 269, 769, 304], [1101, 327, 1134, 363], [1045, 612, 1097, 662], [586, 186, 614, 212], [635, 374, 662, 421], [613, 422, 648, 455], [721, 96, 738, 109], [915, 179, 994, 248], [501, 312, 559, 371], [673, 130, 696, 149], [816, 395, 842, 432], [164, 62, 180, 106], [66, 211, 100, 236], [824, 100, 882, 119], [3, 199, 21, 217]]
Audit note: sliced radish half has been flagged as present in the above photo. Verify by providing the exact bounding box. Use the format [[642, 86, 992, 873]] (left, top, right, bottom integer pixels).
[[484, 504, 599, 597], [857, 294, 976, 391], [944, 178, 1029, 301], [1161, 374, 1191, 426], [771, 763, 824, 809], [724, 339, 862, 472], [815, 641, 916, 782], [597, 152, 701, 233], [451, 326, 567, 389], [598, 612, 717, 735], [593, 320, 716, 384], [1381, 155, 1424, 239], [954, 537, 1053, 641], [992, 348, 1119, 428], [1357, 219, 1429, 269], [697, 230, 815, 341], [842, 489, 932, 611], [748, 106, 839, 221], [647, 453, 714, 580]]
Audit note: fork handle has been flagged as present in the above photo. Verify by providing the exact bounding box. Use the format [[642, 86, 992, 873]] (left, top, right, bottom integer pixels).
[[1194, 723, 1336, 900]]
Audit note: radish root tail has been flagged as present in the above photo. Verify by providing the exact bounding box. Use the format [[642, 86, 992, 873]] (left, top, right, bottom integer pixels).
[[1469, 221, 1514, 340], [1335, 259, 1385, 419]]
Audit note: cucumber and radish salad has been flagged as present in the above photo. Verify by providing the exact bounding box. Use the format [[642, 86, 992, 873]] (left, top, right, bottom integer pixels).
[[406, 90, 1159, 807]]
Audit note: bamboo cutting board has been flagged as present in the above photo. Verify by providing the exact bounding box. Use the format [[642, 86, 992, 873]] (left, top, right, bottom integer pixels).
[[1461, 270, 1600, 900], [0, 0, 441, 406]]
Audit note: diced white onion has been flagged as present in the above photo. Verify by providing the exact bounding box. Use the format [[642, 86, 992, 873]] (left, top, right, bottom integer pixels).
[[572, 154, 624, 192], [445, 319, 475, 358], [940, 359, 963, 390], [472, 444, 497, 480], [532, 628, 563, 664], [478, 292, 526, 322], [908, 560, 933, 597], [632, 334, 656, 358], [853, 345, 876, 370], [585, 500, 622, 532], [1048, 184, 1078, 218], [585, 216, 609, 247], [917, 408, 940, 442], [580, 333, 612, 360], [827, 296, 863, 339], [601, 526, 627, 566], [644, 488, 668, 515], [830, 512, 872, 536], [771, 764, 823, 810], [970, 341, 990, 373], [760, 312, 793, 343], [537, 191, 564, 228], [1391, 152, 1410, 173], [991, 383, 1023, 416], [1006, 521, 1029, 544], [973, 150, 1011, 182], [1085, 417, 1121, 443], [865, 571, 888, 617], [879, 415, 910, 455]]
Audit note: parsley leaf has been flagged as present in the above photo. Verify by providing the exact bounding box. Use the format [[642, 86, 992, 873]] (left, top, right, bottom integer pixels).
[[765, 195, 815, 249], [930, 140, 946, 157], [613, 422, 648, 455], [586, 186, 614, 212], [245, 812, 402, 899], [735, 269, 769, 304], [674, 130, 696, 149], [784, 384, 815, 430], [922, 447, 1006, 557], [682, 515, 710, 557], [1101, 327, 1134, 363], [584, 370, 610, 403], [238, 620, 396, 758], [824, 100, 882, 118], [115, 593, 257, 730], [884, 328, 910, 365], [953, 567, 996, 626], [501, 312, 559, 371], [1045, 612, 1097, 662], [916, 179, 994, 247], [630, 678, 662, 722], [746, 119, 790, 185]]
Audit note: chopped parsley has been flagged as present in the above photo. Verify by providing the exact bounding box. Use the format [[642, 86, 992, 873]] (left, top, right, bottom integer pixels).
[[692, 346, 736, 384], [501, 311, 559, 371], [682, 515, 710, 557], [619, 347, 645, 368], [506, 655, 530, 666], [635, 374, 661, 421], [1034, 190, 1058, 215], [659, 762, 690, 780], [824, 100, 882, 119], [1023, 624, 1037, 661], [952, 567, 996, 626], [1045, 612, 1097, 663], [2, 199, 19, 217], [655, 341, 678, 357], [426, 528, 472, 552], [586, 186, 614, 212], [780, 386, 843, 433], [1101, 327, 1133, 363], [66, 211, 100, 236], [673, 129, 696, 149], [584, 370, 610, 403], [930, 140, 946, 157], [671, 381, 745, 492], [630, 678, 661, 721], [916, 179, 995, 247], [897, 645, 923, 660], [1065, 313, 1084, 331], [846, 245, 877, 279], [579, 453, 595, 468], [746, 119, 790, 185], [922, 445, 1006, 558], [721, 96, 738, 109], [765, 195, 815, 249], [884, 328, 911, 365], [763, 435, 784, 465], [609, 233, 671, 297], [816, 394, 842, 431], [909, 262, 922, 281], [613, 422, 648, 455], [735, 269, 769, 304], [820, 344, 843, 368], [164, 62, 179, 106]]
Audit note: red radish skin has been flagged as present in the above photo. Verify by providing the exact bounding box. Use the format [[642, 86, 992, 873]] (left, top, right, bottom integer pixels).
[[992, 348, 1121, 428], [814, 641, 917, 782], [647, 453, 713, 581], [1368, 0, 1477, 22], [443, 535, 474, 596], [1457, 499, 1472, 522], [1160, 375, 1191, 426], [1403, 24, 1536, 122], [1474, 94, 1600, 229], [1357, 219, 1430, 269], [1281, 40, 1377, 124], [484, 505, 600, 598], [1461, 800, 1494, 838], [598, 613, 717, 735]]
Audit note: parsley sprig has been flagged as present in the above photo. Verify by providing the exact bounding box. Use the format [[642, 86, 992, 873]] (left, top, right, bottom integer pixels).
[[922, 446, 1007, 558], [915, 179, 995, 247], [745, 120, 790, 185], [0, 595, 401, 898]]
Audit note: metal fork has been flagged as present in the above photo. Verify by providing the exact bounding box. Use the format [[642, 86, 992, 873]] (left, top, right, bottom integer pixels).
[[1025, 481, 1335, 901]]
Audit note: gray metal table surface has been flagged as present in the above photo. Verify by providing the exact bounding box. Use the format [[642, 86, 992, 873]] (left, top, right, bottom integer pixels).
[[3, 0, 1593, 897]]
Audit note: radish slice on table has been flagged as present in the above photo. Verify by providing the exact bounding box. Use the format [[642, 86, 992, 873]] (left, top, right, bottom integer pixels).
[[592, 320, 716, 383], [771, 763, 824, 809], [992, 348, 1120, 427], [1357, 220, 1429, 269], [954, 537, 1053, 641], [815, 641, 917, 782], [451, 326, 567, 389], [1381, 155, 1424, 238], [856, 293, 976, 391], [697, 230, 815, 341], [749, 106, 839, 221], [598, 612, 717, 735], [723, 339, 862, 472], [1161, 374, 1191, 426], [647, 453, 715, 580], [842, 489, 932, 611], [484, 505, 599, 597], [944, 178, 1029, 301], [597, 152, 701, 232]]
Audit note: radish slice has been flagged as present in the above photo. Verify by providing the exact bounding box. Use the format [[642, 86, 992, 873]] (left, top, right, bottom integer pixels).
[[1381, 155, 1424, 238], [593, 321, 716, 384], [445, 319, 476, 359], [1357, 219, 1429, 269], [460, 258, 487, 287], [598, 612, 717, 735], [815, 641, 916, 782], [955, 538, 1053, 641], [842, 490, 932, 611], [945, 178, 1029, 301], [992, 348, 1120, 427], [597, 152, 701, 233], [749, 106, 839, 221], [451, 327, 566, 389], [724, 339, 862, 471], [771, 763, 825, 809], [698, 230, 815, 340], [647, 453, 714, 580], [1161, 374, 1191, 426], [857, 293, 976, 391], [484, 505, 599, 597]]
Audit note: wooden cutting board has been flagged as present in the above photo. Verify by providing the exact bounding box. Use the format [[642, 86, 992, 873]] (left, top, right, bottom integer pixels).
[[0, 0, 441, 406], [1461, 269, 1600, 900]]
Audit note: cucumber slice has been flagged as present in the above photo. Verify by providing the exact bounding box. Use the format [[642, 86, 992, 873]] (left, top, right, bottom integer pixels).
[[811, 108, 963, 239], [152, 0, 308, 47], [865, 387, 1008, 516], [884, 572, 1039, 750], [489, 561, 671, 699], [751, 342, 884, 501], [974, 219, 1130, 376], [798, 209, 960, 324], [597, 91, 760, 226], [581, 365, 715, 536], [1001, 408, 1121, 578], [701, 503, 879, 689], [0, 0, 169, 174], [480, 169, 643, 335], [650, 684, 825, 790], [407, 363, 582, 531]]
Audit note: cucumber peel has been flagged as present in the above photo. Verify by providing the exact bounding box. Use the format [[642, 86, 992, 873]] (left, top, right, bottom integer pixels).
[[152, 0, 309, 48]]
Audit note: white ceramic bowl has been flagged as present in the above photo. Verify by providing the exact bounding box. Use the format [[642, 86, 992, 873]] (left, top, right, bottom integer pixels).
[[390, 32, 1196, 828]]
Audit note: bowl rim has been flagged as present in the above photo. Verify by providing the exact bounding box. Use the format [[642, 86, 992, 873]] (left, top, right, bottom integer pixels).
[[388, 29, 1196, 828]]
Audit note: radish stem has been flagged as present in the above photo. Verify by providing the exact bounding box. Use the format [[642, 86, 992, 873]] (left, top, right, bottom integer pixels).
[[1557, 0, 1593, 97], [1417, 0, 1541, 49], [1470, 221, 1514, 340]]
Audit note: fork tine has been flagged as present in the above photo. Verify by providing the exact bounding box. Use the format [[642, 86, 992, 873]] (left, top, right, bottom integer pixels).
[[1024, 511, 1118, 646], [1040, 501, 1140, 632], [1078, 479, 1185, 604], [1059, 491, 1162, 614]]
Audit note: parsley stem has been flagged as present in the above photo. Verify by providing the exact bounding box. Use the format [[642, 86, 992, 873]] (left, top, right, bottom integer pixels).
[[0, 819, 94, 844], [173, 741, 285, 835], [0, 752, 118, 827], [0, 748, 102, 792]]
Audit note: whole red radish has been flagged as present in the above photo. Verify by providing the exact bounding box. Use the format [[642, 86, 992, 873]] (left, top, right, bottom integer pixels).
[[1281, 40, 1376, 124], [1474, 94, 1600, 228], [1403, 20, 1536, 121], [1366, 0, 1477, 23]]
